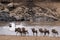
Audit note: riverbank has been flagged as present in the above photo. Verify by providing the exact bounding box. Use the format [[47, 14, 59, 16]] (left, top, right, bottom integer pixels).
[[0, 35, 60, 40]]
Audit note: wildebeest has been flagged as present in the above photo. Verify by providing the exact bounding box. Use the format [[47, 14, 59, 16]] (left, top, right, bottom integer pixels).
[[39, 28, 50, 36], [44, 28, 50, 36], [15, 28, 22, 36], [31, 28, 38, 36], [15, 27, 28, 36], [39, 28, 44, 36], [51, 29, 58, 36], [21, 27, 29, 36]]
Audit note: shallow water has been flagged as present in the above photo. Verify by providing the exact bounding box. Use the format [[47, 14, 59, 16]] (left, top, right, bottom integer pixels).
[[0, 22, 60, 37]]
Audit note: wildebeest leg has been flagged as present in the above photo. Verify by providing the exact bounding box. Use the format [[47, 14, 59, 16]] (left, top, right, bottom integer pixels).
[[57, 32, 58, 35], [56, 32, 58, 37], [52, 33, 56, 37], [40, 32, 43, 36], [25, 33, 26, 36], [36, 33, 37, 36], [44, 32, 46, 36], [33, 33, 34, 36], [16, 32, 18, 36], [21, 33, 22, 36], [27, 31, 29, 35], [36, 31, 38, 36], [16, 33, 17, 36], [23, 33, 26, 36], [47, 32, 50, 36], [28, 33, 29, 36], [26, 31, 28, 36]]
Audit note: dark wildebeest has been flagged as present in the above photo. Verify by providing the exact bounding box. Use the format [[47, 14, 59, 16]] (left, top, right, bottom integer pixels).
[[31, 28, 38, 36], [39, 28, 44, 36], [21, 27, 29, 36], [39, 28, 50, 36], [51, 29, 58, 36], [44, 28, 50, 36], [15, 28, 22, 36]]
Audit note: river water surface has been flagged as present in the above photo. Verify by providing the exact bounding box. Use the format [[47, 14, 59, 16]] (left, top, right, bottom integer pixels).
[[0, 22, 60, 37]]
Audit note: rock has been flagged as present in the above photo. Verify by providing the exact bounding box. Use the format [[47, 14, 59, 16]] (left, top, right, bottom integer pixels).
[[0, 0, 10, 4], [3, 8, 9, 12], [7, 3, 14, 7], [7, 3, 18, 11]]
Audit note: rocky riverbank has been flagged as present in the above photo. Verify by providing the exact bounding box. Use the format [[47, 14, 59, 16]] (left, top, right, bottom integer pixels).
[[0, 1, 60, 23]]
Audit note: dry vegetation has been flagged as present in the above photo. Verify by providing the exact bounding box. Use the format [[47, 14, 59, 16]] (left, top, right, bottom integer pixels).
[[0, 35, 60, 40]]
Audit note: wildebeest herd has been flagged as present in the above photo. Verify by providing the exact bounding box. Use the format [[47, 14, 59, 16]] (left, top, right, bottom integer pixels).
[[9, 24, 59, 36]]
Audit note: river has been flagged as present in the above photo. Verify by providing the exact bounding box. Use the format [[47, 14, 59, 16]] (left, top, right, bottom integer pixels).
[[0, 22, 60, 37]]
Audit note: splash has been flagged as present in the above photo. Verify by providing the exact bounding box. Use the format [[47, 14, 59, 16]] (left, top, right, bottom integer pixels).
[[9, 22, 25, 31]]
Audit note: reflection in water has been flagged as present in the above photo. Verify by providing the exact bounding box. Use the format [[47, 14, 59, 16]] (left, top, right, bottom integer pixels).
[[0, 22, 60, 37]]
